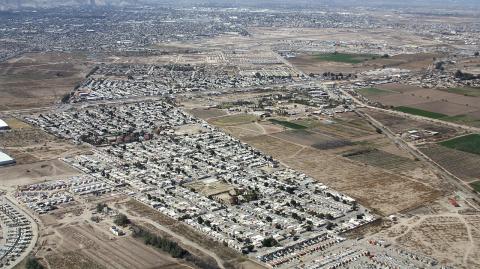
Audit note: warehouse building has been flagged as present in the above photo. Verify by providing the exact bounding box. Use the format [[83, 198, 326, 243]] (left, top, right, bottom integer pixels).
[[0, 119, 10, 131], [0, 151, 15, 167]]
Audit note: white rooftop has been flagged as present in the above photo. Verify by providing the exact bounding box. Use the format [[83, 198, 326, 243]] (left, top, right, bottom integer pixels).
[[0, 119, 8, 128], [0, 151, 14, 163]]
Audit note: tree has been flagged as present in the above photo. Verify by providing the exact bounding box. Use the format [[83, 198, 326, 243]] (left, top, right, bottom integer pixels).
[[26, 256, 44, 269], [325, 221, 335, 230], [261, 237, 278, 247], [61, 92, 71, 103], [114, 214, 130, 227], [96, 203, 107, 213]]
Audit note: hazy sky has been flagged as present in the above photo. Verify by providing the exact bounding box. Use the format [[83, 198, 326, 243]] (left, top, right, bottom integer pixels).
[[1, 0, 479, 10]]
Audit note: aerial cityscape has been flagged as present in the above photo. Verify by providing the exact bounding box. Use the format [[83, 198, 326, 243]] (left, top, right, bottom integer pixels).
[[0, 0, 480, 268]]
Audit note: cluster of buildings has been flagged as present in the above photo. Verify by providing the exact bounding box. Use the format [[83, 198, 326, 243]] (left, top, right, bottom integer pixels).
[[16, 180, 74, 214], [212, 84, 353, 119], [0, 198, 34, 268], [68, 62, 300, 103], [20, 93, 454, 267], [26, 99, 376, 261]]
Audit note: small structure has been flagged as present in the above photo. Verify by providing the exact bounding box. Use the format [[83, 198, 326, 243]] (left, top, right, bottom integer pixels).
[[0, 151, 15, 167], [110, 226, 124, 236], [0, 119, 9, 131]]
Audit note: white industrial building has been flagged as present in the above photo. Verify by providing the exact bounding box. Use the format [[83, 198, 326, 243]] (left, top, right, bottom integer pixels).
[[0, 119, 9, 131], [0, 151, 15, 166]]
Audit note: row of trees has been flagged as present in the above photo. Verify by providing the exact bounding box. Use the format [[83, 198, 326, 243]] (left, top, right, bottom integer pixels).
[[132, 225, 189, 258]]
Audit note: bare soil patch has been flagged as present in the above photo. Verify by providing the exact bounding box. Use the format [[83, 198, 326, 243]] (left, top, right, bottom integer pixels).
[[0, 52, 92, 111], [0, 159, 81, 186]]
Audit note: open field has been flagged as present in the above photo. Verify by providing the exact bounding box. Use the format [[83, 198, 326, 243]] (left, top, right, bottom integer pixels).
[[420, 144, 480, 183], [32, 194, 196, 269], [357, 87, 394, 96], [470, 181, 480, 192], [208, 114, 259, 126], [57, 225, 188, 269], [282, 148, 440, 215], [0, 52, 92, 111], [364, 108, 461, 140], [39, 220, 190, 269], [394, 106, 448, 119], [442, 114, 480, 128], [288, 52, 437, 74], [293, 113, 377, 139], [438, 87, 480, 97], [313, 53, 377, 64], [359, 83, 480, 125], [187, 108, 227, 120], [410, 101, 479, 117], [268, 119, 307, 130], [439, 134, 480, 156], [271, 129, 351, 148], [344, 148, 420, 173], [0, 159, 81, 186]]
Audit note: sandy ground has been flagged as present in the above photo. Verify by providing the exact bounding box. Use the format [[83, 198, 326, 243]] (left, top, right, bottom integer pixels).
[[378, 210, 480, 269], [0, 160, 81, 187], [0, 52, 92, 111], [32, 195, 193, 269]]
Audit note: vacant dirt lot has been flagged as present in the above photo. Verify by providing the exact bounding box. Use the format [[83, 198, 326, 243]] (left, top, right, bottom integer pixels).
[[208, 113, 259, 127], [0, 159, 81, 187], [380, 214, 480, 268], [187, 108, 227, 120], [420, 144, 480, 183], [363, 84, 480, 119], [120, 200, 260, 269], [0, 52, 92, 111], [56, 224, 188, 269], [32, 196, 194, 269], [288, 53, 437, 74]]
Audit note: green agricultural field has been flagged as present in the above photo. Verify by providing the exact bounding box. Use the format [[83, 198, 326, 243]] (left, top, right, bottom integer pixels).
[[357, 87, 392, 96], [209, 114, 258, 126], [470, 181, 480, 192], [438, 87, 480, 97], [269, 119, 307, 130], [394, 106, 448, 119], [314, 53, 377, 64], [439, 134, 480, 155]]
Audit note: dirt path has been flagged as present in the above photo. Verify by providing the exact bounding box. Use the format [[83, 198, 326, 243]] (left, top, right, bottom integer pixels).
[[460, 216, 475, 265], [119, 209, 226, 269], [254, 121, 267, 135]]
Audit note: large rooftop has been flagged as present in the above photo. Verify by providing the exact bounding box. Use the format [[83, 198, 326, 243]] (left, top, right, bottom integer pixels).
[[0, 150, 14, 163], [0, 119, 8, 128]]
